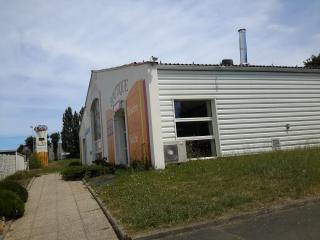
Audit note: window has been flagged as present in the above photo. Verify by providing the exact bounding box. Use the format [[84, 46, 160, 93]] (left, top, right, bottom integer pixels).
[[174, 100, 216, 158], [176, 121, 212, 137], [174, 100, 212, 118]]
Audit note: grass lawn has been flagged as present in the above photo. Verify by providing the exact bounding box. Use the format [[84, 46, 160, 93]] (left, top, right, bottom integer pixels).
[[6, 158, 81, 187], [92, 147, 320, 234]]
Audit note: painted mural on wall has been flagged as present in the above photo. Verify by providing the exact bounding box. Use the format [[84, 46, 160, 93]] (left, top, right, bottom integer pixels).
[[126, 80, 150, 163], [106, 109, 115, 163], [106, 80, 150, 165]]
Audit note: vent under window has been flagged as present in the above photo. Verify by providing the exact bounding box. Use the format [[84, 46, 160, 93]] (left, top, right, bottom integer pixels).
[[272, 139, 281, 150]]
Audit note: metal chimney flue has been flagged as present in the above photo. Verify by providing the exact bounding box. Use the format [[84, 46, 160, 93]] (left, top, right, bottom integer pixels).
[[238, 28, 248, 65]]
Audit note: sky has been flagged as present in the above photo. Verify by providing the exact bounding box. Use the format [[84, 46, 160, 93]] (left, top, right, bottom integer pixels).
[[0, 0, 319, 150]]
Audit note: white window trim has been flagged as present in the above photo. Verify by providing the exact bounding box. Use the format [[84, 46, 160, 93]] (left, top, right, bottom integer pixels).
[[175, 117, 212, 122], [173, 99, 214, 141], [176, 135, 214, 141], [189, 156, 217, 161]]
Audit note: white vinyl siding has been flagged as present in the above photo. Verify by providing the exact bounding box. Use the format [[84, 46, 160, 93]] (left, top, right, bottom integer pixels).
[[157, 70, 320, 155]]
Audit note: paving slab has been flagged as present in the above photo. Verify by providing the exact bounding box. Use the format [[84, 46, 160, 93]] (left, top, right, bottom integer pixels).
[[5, 173, 118, 240]]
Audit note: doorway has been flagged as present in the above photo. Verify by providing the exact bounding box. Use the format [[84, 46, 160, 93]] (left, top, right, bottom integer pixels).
[[114, 109, 128, 165]]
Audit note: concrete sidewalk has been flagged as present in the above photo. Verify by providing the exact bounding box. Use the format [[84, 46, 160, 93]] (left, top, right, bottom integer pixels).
[[5, 174, 118, 240]]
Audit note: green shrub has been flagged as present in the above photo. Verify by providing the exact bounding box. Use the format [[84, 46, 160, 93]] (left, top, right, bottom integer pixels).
[[68, 161, 82, 167], [93, 158, 108, 166], [61, 166, 86, 181], [131, 160, 150, 170], [0, 189, 25, 219], [0, 181, 28, 202], [5, 171, 39, 181], [29, 153, 42, 169], [85, 165, 110, 178], [61, 165, 112, 181]]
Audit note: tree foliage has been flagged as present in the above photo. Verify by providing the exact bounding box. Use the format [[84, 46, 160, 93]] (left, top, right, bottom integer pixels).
[[61, 107, 81, 158], [72, 111, 80, 158], [25, 136, 34, 153], [304, 53, 320, 68], [17, 144, 24, 154], [79, 106, 85, 124], [50, 132, 60, 161], [61, 107, 74, 155]]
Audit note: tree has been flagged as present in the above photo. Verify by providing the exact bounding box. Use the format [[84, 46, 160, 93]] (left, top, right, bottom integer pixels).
[[304, 53, 320, 68], [61, 107, 81, 158], [25, 136, 34, 153], [17, 144, 24, 154], [61, 107, 74, 156], [72, 111, 80, 158], [79, 106, 85, 124], [50, 132, 60, 161], [47, 135, 51, 149]]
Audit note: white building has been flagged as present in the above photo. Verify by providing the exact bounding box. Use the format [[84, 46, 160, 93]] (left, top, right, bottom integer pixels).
[[48, 143, 66, 161], [79, 60, 320, 169]]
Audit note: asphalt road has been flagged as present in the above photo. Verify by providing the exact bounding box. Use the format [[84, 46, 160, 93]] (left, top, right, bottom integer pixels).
[[158, 201, 320, 240]]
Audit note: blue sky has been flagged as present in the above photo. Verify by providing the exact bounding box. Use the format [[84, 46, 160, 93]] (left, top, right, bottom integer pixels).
[[0, 0, 319, 150]]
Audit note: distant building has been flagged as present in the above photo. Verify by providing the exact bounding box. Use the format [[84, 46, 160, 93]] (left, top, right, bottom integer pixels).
[[48, 143, 66, 161]]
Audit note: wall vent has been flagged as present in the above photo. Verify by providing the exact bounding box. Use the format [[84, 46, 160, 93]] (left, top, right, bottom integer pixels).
[[272, 138, 281, 150]]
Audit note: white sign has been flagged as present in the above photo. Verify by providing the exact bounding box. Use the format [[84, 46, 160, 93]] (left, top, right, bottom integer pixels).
[[34, 125, 48, 152]]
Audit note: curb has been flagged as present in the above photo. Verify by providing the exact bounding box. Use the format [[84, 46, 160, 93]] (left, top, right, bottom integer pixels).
[[26, 176, 35, 191], [82, 179, 131, 240], [133, 196, 320, 240]]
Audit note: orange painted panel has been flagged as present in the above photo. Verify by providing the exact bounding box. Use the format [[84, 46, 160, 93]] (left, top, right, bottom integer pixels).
[[126, 80, 150, 163], [37, 152, 48, 167], [106, 109, 115, 164]]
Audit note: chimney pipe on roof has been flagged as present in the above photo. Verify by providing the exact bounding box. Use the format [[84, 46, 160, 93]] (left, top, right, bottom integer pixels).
[[238, 28, 248, 65]]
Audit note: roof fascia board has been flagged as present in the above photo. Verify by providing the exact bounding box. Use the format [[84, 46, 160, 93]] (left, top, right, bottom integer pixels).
[[157, 65, 320, 74]]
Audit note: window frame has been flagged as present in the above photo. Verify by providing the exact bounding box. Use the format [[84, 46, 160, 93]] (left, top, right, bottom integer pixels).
[[173, 99, 214, 141], [172, 98, 220, 159]]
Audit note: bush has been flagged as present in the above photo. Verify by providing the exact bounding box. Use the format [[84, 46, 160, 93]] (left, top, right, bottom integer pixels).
[[29, 153, 42, 169], [131, 160, 151, 170], [0, 189, 25, 219], [61, 165, 112, 181], [61, 166, 86, 181], [68, 161, 82, 167], [85, 165, 110, 178], [0, 181, 28, 202], [5, 171, 39, 182]]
